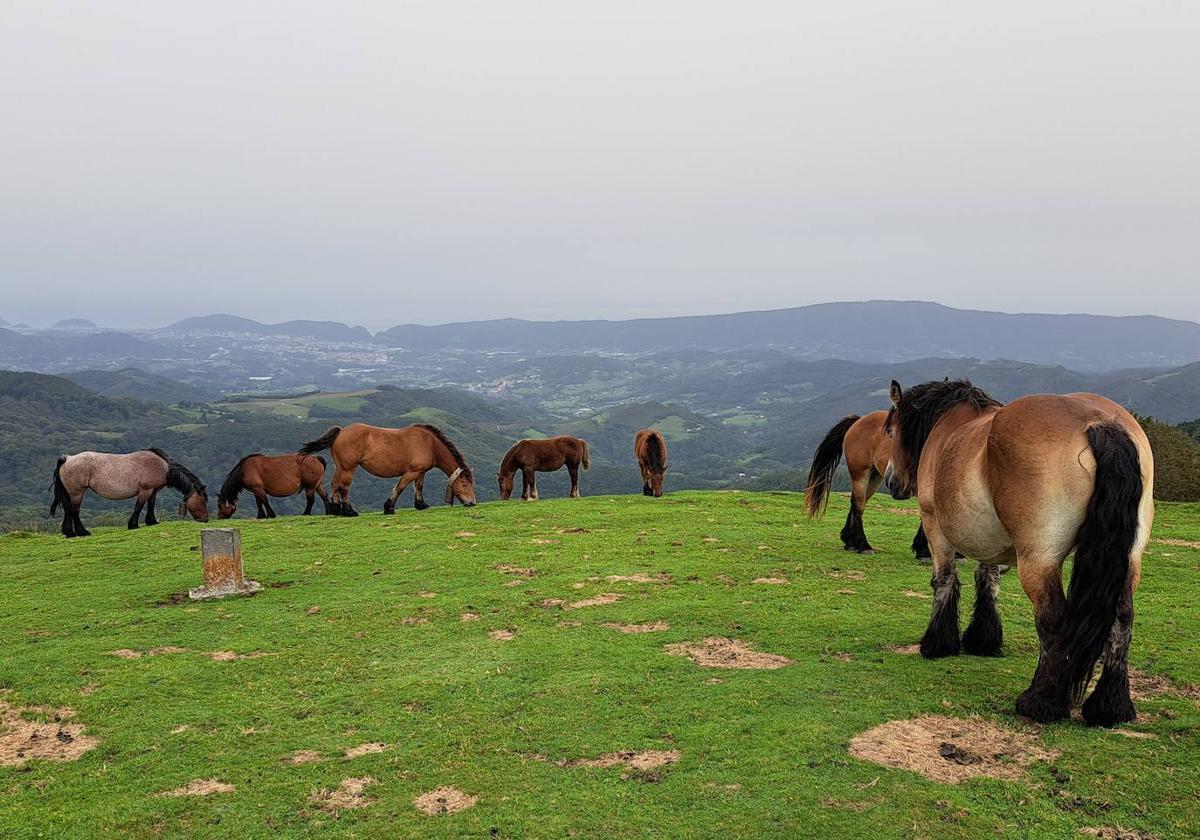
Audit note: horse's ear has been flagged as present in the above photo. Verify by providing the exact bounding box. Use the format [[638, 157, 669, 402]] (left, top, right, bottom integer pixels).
[[889, 380, 903, 408]]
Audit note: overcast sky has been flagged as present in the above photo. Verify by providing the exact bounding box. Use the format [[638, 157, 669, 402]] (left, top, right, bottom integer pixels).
[[2, 2, 1197, 331]]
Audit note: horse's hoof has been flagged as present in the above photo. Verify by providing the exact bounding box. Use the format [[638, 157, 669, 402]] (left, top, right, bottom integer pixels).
[[1015, 689, 1069, 724], [919, 632, 961, 659], [344, 509, 359, 517], [414, 501, 429, 511], [1082, 674, 1137, 727], [78, 530, 91, 537], [857, 547, 876, 555], [382, 505, 395, 515]]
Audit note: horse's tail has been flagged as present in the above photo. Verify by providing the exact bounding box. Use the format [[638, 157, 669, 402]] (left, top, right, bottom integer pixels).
[[312, 454, 327, 468], [804, 415, 859, 518], [50, 455, 70, 515], [300, 426, 342, 455], [581, 440, 590, 470], [1060, 422, 1145, 700]]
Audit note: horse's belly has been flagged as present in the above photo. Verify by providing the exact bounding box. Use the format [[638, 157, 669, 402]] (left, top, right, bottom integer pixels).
[[933, 475, 1011, 561]]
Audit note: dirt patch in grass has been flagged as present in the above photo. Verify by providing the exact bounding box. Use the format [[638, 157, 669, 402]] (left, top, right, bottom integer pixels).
[[1079, 828, 1159, 839], [885, 508, 922, 516], [489, 629, 516, 641], [207, 651, 273, 662], [606, 574, 669, 584], [399, 615, 429, 625], [0, 698, 99, 767], [664, 637, 792, 670], [848, 715, 1058, 783], [156, 591, 191, 606], [1128, 668, 1200, 703], [887, 644, 922, 655], [159, 779, 235, 797], [455, 531, 477, 538], [310, 777, 375, 812], [562, 749, 681, 771], [530, 538, 560, 546], [602, 621, 670, 634], [1153, 538, 1200, 550], [286, 750, 324, 765], [414, 786, 478, 815], [904, 589, 932, 599], [753, 577, 788, 585], [569, 593, 622, 609], [492, 564, 537, 577], [109, 646, 188, 659], [344, 742, 388, 759], [828, 570, 866, 581], [460, 612, 480, 622]]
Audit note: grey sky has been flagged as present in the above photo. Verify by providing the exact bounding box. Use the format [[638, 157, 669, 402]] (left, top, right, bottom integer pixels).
[[2, 1, 1197, 331]]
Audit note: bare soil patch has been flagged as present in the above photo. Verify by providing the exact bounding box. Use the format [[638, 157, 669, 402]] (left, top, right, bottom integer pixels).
[[828, 570, 866, 581], [602, 621, 670, 634], [414, 786, 478, 815], [0, 698, 99, 767], [286, 750, 324, 765], [492, 564, 537, 577], [1079, 828, 1159, 839], [399, 615, 429, 625], [606, 573, 669, 584], [569, 593, 622, 609], [489, 629, 516, 641], [1153, 538, 1200, 550], [310, 776, 375, 812], [885, 507, 922, 516], [887, 644, 921, 655], [904, 589, 932, 599], [753, 577, 788, 585], [848, 715, 1058, 783], [460, 612, 480, 622], [345, 742, 388, 759], [1128, 668, 1200, 703], [207, 650, 273, 662], [109, 646, 188, 659], [664, 637, 792, 670], [159, 779, 235, 797]]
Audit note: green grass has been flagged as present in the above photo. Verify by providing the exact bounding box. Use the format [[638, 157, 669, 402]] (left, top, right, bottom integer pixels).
[[1, 492, 1198, 838]]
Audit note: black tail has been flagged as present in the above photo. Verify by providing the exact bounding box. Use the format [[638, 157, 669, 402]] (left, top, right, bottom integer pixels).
[[1059, 423, 1144, 700], [300, 426, 342, 455], [804, 415, 859, 518], [50, 456, 70, 515]]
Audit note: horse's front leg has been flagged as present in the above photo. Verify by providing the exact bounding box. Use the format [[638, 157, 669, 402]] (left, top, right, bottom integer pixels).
[[253, 491, 269, 519], [642, 466, 652, 496], [919, 518, 961, 658], [962, 562, 1004, 656], [1014, 558, 1071, 723], [128, 492, 148, 530], [144, 490, 159, 526]]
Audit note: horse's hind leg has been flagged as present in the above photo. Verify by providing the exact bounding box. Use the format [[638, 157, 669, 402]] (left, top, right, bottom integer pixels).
[[413, 473, 429, 510], [253, 491, 269, 519], [332, 466, 357, 516], [1014, 559, 1071, 723], [567, 462, 580, 498], [962, 563, 1004, 656], [524, 468, 538, 501], [303, 489, 315, 515], [70, 494, 90, 537], [919, 520, 961, 658], [144, 490, 159, 526], [911, 524, 931, 561], [840, 469, 879, 553], [1082, 568, 1138, 727], [316, 483, 332, 514]]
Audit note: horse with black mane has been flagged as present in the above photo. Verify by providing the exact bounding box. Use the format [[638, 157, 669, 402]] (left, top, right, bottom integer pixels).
[[634, 428, 668, 497], [300, 423, 477, 515], [884, 379, 1153, 726], [51, 448, 210, 537], [217, 453, 331, 519], [497, 436, 590, 500], [805, 411, 931, 558]]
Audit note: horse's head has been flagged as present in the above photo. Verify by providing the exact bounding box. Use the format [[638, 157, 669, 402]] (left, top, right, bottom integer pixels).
[[497, 471, 515, 501], [648, 468, 666, 497], [445, 467, 477, 507], [217, 497, 237, 519], [884, 380, 915, 500], [179, 488, 211, 522]]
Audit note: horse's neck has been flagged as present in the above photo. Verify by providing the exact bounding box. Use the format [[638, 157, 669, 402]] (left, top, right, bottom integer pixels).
[[431, 439, 460, 476], [933, 402, 998, 443], [499, 448, 520, 476]]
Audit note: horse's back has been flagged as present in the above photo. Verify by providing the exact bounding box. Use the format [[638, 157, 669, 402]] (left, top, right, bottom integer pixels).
[[844, 411, 889, 475], [66, 450, 168, 500]]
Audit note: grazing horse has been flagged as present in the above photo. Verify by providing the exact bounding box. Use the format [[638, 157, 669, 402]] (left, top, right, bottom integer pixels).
[[634, 429, 668, 497], [300, 423, 477, 515], [805, 411, 931, 558], [884, 379, 1154, 726], [51, 448, 210, 537], [217, 453, 331, 519], [497, 436, 590, 500]]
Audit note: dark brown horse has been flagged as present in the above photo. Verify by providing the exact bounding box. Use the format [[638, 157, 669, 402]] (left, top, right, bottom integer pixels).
[[217, 453, 331, 519], [498, 436, 590, 500], [51, 448, 209, 537], [300, 423, 477, 515], [634, 428, 668, 497], [805, 411, 930, 558], [885, 379, 1154, 726]]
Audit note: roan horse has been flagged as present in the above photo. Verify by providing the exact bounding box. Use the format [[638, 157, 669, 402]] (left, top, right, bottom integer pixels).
[[217, 453, 331, 519], [884, 379, 1154, 726], [634, 428, 668, 497], [805, 411, 931, 558], [497, 436, 590, 500], [51, 448, 210, 537], [300, 423, 477, 515]]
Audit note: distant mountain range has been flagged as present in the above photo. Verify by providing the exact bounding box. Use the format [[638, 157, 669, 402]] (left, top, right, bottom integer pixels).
[[167, 314, 373, 343]]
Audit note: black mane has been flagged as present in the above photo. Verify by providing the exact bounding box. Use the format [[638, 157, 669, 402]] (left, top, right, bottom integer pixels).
[[645, 432, 665, 470], [415, 424, 472, 478], [218, 454, 260, 505], [164, 458, 207, 499], [893, 379, 1001, 468]]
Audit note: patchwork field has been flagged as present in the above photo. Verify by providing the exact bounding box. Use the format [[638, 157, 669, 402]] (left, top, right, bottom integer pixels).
[[2, 492, 1198, 838]]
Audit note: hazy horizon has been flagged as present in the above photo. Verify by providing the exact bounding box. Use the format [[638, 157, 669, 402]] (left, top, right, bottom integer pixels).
[[3, 2, 1197, 331]]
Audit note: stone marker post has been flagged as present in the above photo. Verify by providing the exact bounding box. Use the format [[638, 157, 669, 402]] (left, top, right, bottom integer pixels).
[[189, 528, 262, 601]]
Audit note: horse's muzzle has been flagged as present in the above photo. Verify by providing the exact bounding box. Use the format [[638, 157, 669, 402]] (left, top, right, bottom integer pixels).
[[884, 463, 911, 500]]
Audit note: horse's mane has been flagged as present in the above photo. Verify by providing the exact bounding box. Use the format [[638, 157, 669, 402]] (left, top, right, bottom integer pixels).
[[218, 454, 260, 505], [163, 457, 207, 498], [644, 432, 665, 470], [414, 424, 472, 478], [892, 379, 1001, 468], [499, 440, 525, 473]]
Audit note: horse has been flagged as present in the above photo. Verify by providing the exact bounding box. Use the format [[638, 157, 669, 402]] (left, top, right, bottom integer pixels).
[[299, 423, 477, 515], [497, 436, 590, 500], [884, 379, 1154, 727], [805, 411, 931, 558], [217, 453, 331, 519], [634, 429, 668, 497], [50, 448, 210, 537]]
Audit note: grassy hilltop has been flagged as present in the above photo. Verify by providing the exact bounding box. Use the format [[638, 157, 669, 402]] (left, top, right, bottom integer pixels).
[[1, 492, 1199, 838]]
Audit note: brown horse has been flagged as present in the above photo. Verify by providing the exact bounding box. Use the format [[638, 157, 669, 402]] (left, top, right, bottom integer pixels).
[[300, 423, 477, 515], [634, 429, 668, 497], [497, 436, 590, 500], [217, 453, 331, 519], [884, 379, 1154, 726], [51, 448, 210, 537], [805, 411, 930, 558]]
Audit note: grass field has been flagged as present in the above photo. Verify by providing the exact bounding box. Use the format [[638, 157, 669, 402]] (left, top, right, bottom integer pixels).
[[2, 492, 1198, 838]]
